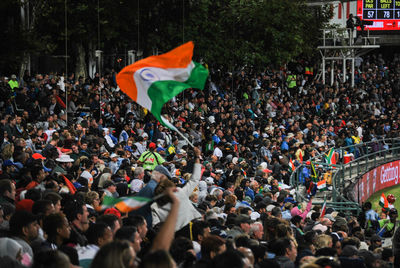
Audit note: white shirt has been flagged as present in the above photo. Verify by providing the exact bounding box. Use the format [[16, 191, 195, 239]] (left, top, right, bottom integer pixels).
[[213, 147, 223, 158], [151, 163, 202, 231], [130, 179, 144, 193]]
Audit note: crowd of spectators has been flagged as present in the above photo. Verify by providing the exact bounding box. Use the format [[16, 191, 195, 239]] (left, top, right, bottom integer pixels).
[[0, 51, 400, 268]]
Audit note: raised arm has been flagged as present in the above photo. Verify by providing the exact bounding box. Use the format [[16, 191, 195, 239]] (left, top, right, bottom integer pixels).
[[182, 148, 202, 196], [151, 187, 180, 251]]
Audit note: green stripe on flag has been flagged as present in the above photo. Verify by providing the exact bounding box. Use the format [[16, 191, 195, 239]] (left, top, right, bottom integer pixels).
[[148, 61, 208, 129], [102, 195, 152, 207], [325, 148, 334, 163]]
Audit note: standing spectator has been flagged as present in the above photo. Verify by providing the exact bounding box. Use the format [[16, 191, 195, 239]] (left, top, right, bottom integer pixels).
[[137, 142, 166, 171]]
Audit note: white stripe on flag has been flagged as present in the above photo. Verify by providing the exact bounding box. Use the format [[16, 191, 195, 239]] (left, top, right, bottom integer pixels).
[[133, 62, 195, 110]]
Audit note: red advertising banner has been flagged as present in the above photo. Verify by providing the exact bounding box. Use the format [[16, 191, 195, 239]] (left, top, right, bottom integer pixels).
[[354, 160, 400, 204]]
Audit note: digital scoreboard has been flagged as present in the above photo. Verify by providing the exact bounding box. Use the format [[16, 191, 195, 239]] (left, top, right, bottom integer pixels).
[[357, 0, 400, 30]]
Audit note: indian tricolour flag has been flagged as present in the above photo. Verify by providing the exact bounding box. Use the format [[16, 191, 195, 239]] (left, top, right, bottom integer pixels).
[[379, 193, 389, 210], [101, 195, 152, 213], [317, 179, 327, 191], [117, 41, 208, 131]]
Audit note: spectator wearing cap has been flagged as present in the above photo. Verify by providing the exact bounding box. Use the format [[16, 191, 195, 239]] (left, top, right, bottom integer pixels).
[[0, 159, 16, 180], [103, 181, 118, 198], [137, 142, 166, 171], [108, 153, 119, 174], [226, 214, 252, 239], [9, 211, 39, 266], [53, 154, 74, 175]]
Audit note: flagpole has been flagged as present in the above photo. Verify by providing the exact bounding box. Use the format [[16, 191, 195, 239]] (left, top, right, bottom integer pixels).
[[160, 115, 195, 148], [174, 126, 195, 148]]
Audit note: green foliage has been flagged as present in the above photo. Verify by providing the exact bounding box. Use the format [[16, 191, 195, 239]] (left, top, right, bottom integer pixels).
[[0, 0, 331, 74]]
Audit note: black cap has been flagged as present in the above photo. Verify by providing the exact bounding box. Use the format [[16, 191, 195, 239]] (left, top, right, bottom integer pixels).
[[154, 165, 172, 179]]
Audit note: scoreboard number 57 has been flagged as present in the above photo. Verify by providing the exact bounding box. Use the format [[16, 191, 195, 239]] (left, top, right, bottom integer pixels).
[[368, 10, 375, 18]]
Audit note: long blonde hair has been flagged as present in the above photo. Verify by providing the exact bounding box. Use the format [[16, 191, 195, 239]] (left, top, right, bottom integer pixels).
[[1, 143, 14, 160]]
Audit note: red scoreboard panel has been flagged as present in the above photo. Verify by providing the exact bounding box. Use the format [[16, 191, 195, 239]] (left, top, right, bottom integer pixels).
[[357, 0, 400, 30]]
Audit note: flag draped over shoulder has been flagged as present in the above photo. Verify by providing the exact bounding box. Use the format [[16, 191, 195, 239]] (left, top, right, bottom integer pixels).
[[101, 196, 152, 213], [116, 41, 209, 130]]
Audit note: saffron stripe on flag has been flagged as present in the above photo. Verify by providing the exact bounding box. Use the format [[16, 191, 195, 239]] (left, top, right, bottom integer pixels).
[[117, 42, 195, 102], [116, 41, 208, 131], [317, 179, 327, 189]]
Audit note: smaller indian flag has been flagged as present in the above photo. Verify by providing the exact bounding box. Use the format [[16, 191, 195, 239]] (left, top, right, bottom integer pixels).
[[289, 159, 295, 172], [379, 193, 389, 209], [101, 195, 152, 213], [317, 179, 327, 191]]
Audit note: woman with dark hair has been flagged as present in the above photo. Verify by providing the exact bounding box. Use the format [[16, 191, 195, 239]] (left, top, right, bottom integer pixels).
[[90, 240, 136, 268], [42, 213, 71, 250]]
